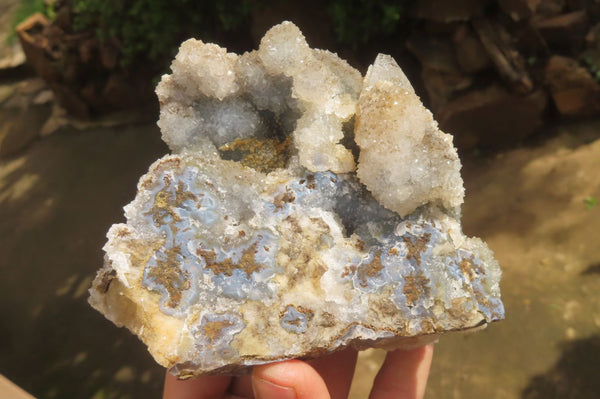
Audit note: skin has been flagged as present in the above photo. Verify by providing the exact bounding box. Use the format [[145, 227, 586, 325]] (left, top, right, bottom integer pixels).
[[163, 345, 434, 399]]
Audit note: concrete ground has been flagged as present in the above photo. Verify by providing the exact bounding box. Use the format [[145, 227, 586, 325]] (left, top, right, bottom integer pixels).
[[0, 103, 599, 398]]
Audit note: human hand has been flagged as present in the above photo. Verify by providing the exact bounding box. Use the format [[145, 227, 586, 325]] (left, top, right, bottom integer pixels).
[[162, 344, 433, 399]]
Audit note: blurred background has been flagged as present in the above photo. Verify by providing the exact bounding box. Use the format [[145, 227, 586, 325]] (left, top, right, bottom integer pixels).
[[0, 0, 599, 398]]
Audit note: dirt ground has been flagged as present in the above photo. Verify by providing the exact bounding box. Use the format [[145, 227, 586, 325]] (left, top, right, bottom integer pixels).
[[0, 110, 599, 398]]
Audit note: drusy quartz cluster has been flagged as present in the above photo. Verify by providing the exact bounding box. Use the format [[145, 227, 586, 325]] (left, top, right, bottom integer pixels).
[[89, 22, 504, 377]]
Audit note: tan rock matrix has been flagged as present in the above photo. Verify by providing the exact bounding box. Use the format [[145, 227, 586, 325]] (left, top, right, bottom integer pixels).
[[89, 22, 503, 377]]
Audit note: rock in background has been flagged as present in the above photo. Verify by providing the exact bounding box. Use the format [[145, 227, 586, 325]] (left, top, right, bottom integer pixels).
[[403, 0, 600, 150], [16, 7, 156, 119]]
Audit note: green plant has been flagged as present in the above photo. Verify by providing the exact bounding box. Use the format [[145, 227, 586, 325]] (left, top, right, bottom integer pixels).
[[61, 0, 418, 68], [8, 0, 54, 43], [582, 55, 600, 84], [326, 0, 414, 47], [584, 196, 597, 210], [71, 0, 254, 66]]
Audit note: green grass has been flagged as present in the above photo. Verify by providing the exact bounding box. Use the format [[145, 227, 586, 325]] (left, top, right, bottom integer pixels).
[[584, 196, 597, 210]]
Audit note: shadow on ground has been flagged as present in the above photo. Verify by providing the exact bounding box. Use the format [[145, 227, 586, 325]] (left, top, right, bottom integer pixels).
[[0, 123, 168, 398], [522, 335, 600, 399], [582, 263, 600, 275]]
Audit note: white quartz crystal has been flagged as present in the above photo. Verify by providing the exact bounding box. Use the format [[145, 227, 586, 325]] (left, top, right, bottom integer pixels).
[[356, 54, 464, 217], [90, 22, 503, 377]]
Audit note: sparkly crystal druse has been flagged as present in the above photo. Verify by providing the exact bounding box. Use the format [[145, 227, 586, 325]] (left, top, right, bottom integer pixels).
[[89, 22, 504, 377]]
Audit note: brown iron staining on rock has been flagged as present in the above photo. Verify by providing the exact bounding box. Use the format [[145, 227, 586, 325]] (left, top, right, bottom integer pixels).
[[356, 251, 385, 288], [370, 287, 402, 318], [459, 255, 484, 281], [419, 319, 436, 334], [403, 270, 431, 307], [473, 288, 504, 322], [310, 217, 334, 251], [341, 265, 358, 279], [198, 243, 263, 278], [145, 245, 190, 308], [403, 233, 432, 265], [296, 305, 315, 320], [146, 178, 198, 229], [203, 319, 234, 345], [155, 157, 183, 171], [329, 321, 397, 346], [319, 312, 337, 328], [219, 136, 292, 173], [140, 158, 183, 190], [96, 266, 117, 293], [279, 215, 330, 291], [273, 187, 296, 210], [299, 174, 316, 190], [286, 253, 327, 292], [125, 237, 166, 269], [285, 317, 302, 327], [308, 262, 327, 285]]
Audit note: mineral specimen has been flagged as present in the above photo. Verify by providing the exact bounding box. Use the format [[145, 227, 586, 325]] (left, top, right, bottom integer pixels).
[[89, 21, 504, 377]]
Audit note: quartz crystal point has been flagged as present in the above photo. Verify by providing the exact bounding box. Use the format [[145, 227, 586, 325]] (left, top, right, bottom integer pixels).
[[89, 21, 504, 377]]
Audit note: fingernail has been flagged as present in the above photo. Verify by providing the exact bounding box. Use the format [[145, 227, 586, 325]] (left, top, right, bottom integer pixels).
[[253, 377, 297, 399]]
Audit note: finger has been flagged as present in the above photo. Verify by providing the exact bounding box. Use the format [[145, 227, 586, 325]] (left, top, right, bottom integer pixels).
[[252, 359, 330, 399], [368, 345, 434, 399], [229, 374, 253, 397], [163, 371, 232, 399], [308, 348, 358, 399]]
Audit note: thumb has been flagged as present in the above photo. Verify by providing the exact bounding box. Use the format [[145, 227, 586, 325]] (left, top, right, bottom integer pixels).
[[252, 360, 331, 399]]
